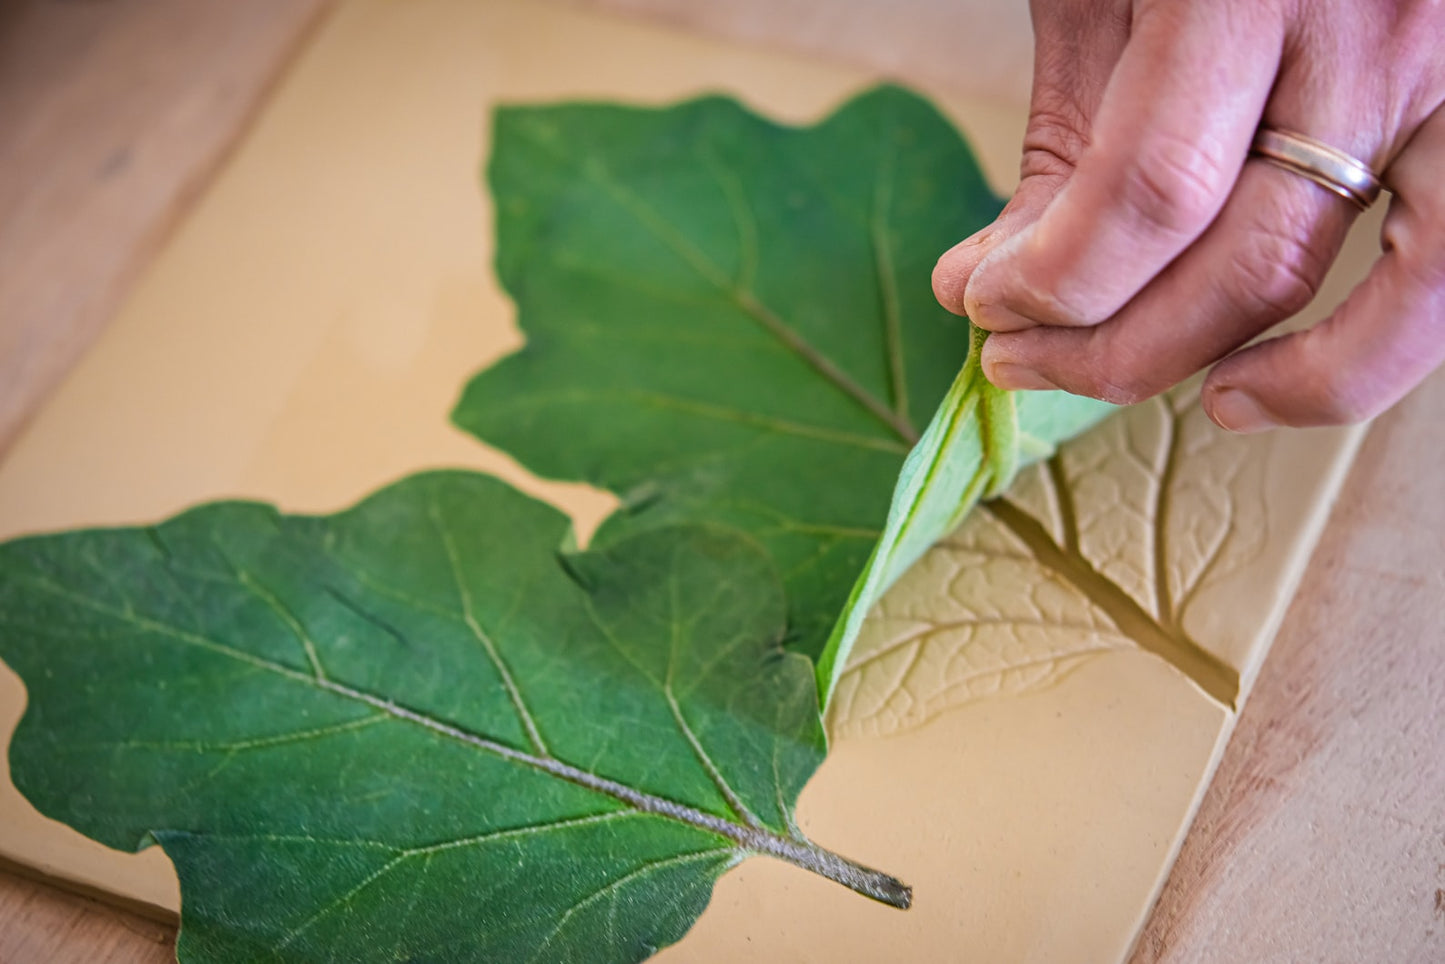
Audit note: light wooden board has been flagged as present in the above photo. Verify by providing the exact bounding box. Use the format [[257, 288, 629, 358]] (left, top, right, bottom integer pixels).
[[1131, 371, 1445, 963], [0, 863, 173, 964], [575, 0, 1037, 106], [0, 0, 331, 455], [0, 1, 1438, 962]]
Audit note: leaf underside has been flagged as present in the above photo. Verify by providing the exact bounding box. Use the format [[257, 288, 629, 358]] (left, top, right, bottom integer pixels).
[[0, 472, 905, 963], [832, 385, 1250, 739]]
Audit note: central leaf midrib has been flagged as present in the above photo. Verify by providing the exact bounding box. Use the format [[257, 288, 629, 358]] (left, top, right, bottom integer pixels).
[[575, 153, 920, 447], [9, 567, 910, 909], [870, 130, 909, 423]]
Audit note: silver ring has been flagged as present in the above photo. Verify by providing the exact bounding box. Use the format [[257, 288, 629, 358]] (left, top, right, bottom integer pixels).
[[1250, 128, 1382, 211]]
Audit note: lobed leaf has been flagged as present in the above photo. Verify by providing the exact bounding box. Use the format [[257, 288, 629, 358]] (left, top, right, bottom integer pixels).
[[453, 85, 1112, 703], [0, 472, 905, 962]]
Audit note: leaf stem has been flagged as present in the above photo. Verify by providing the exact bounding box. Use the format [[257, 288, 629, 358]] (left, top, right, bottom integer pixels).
[[737, 829, 912, 909], [10, 553, 914, 912], [314, 676, 914, 908]]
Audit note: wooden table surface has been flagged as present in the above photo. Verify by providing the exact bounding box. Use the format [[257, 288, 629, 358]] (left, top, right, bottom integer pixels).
[[1, 2, 1441, 962]]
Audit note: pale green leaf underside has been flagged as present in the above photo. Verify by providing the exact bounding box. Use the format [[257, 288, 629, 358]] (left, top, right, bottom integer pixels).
[[0, 473, 905, 963], [815, 329, 1113, 701], [452, 85, 1113, 702], [832, 385, 1258, 737]]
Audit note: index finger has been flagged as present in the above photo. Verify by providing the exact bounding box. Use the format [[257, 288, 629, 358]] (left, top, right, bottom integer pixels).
[[964, 0, 1286, 332], [933, 0, 1130, 316]]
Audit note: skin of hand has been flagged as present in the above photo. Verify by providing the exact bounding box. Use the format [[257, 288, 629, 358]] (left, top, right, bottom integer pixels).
[[932, 0, 1445, 432]]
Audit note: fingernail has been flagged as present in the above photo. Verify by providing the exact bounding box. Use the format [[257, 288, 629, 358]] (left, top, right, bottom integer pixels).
[[987, 362, 1058, 392], [964, 275, 1037, 332], [967, 299, 1037, 332], [964, 246, 1037, 333], [1209, 387, 1276, 433]]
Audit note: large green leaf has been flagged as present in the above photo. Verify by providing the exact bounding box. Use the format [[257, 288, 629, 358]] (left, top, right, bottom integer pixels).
[[0, 472, 906, 962], [452, 85, 1112, 698]]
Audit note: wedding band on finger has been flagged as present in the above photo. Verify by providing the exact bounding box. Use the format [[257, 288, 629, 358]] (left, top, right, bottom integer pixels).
[[1250, 128, 1383, 210]]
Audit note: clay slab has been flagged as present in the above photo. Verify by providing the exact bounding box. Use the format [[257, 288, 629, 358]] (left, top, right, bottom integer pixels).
[[0, 1, 1370, 959]]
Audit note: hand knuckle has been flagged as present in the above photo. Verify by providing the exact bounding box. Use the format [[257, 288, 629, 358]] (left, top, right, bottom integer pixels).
[[1117, 133, 1231, 237], [1222, 223, 1327, 319], [1020, 144, 1077, 182], [1312, 380, 1375, 425], [1392, 244, 1445, 292], [1021, 97, 1090, 179], [1091, 375, 1151, 406], [1300, 341, 1375, 424], [1079, 334, 1161, 405]]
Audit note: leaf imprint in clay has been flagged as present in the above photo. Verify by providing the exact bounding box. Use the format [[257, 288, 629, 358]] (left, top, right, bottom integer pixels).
[[830, 383, 1268, 740]]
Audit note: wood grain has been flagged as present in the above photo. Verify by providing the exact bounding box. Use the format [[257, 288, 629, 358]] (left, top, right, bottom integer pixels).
[[0, 864, 173, 964], [0, 0, 330, 453], [570, 0, 1036, 105], [1131, 371, 1445, 964], [0, 1, 1441, 962]]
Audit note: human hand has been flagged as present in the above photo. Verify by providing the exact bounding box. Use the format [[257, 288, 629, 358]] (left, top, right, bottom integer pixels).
[[932, 0, 1445, 432]]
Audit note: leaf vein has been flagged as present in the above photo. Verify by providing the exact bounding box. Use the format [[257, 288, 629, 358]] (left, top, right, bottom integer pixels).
[[579, 158, 918, 444], [844, 617, 1129, 674], [108, 714, 387, 754], [479, 388, 909, 454], [527, 848, 736, 964], [870, 131, 908, 421], [237, 571, 328, 682], [428, 496, 550, 757], [9, 544, 910, 908]]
